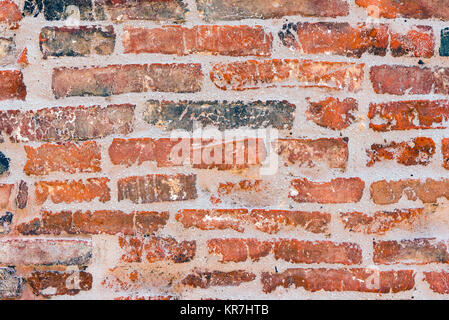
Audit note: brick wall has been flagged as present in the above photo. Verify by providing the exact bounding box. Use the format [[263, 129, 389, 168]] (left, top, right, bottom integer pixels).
[[1, 0, 449, 300]]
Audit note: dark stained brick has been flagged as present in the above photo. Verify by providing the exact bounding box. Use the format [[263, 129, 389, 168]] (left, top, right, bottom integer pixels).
[[440, 28, 449, 57], [40, 26, 116, 58], [144, 100, 296, 131]]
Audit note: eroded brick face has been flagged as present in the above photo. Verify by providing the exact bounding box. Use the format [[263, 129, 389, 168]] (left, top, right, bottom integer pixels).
[[1, 0, 449, 301]]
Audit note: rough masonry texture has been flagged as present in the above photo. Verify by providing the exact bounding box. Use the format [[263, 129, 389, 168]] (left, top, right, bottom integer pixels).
[[1, 0, 449, 300]]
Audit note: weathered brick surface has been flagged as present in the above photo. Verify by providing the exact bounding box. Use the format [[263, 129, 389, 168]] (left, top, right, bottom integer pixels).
[[182, 270, 256, 288], [290, 178, 365, 203], [40, 26, 116, 58], [24, 141, 101, 175], [144, 100, 295, 131], [424, 271, 449, 294], [17, 210, 168, 236], [340, 209, 424, 235], [124, 25, 272, 56], [1, 0, 448, 300], [119, 236, 196, 263], [374, 239, 449, 265], [27, 271, 92, 297], [281, 22, 433, 58], [370, 179, 449, 204], [356, 0, 449, 20], [196, 0, 349, 21], [0, 239, 92, 266], [277, 138, 348, 169], [279, 22, 388, 58], [0, 70, 26, 101], [35, 178, 111, 204], [0, 104, 134, 142], [442, 138, 449, 169], [109, 138, 266, 170], [176, 209, 330, 234], [53, 64, 202, 98], [368, 100, 449, 131], [366, 137, 436, 167], [262, 268, 415, 293], [0, 1, 21, 29], [441, 28, 449, 56], [370, 65, 449, 95], [117, 174, 197, 204], [24, 0, 188, 22], [211, 59, 364, 92], [306, 97, 358, 130]]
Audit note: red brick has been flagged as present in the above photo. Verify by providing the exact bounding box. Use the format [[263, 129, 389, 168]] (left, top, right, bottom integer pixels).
[[15, 180, 28, 209], [210, 59, 364, 92], [423, 271, 449, 294], [356, 0, 449, 20], [366, 137, 435, 166], [0, 239, 92, 266], [35, 178, 111, 205], [72, 210, 134, 235], [52, 64, 203, 98], [0, 104, 135, 143], [124, 25, 272, 57], [340, 209, 424, 235], [277, 138, 348, 170], [196, 0, 349, 20], [390, 26, 434, 58], [17, 211, 73, 235], [134, 211, 169, 235], [97, 0, 187, 22], [0, 70, 25, 101], [118, 236, 143, 263], [250, 210, 330, 234], [207, 239, 272, 263], [176, 209, 249, 232], [17, 210, 168, 236], [24, 141, 101, 176], [370, 178, 449, 204], [207, 239, 361, 265], [306, 97, 358, 130], [374, 239, 449, 265], [118, 174, 197, 204], [279, 22, 388, 58], [182, 270, 256, 289], [0, 184, 12, 209], [369, 100, 449, 131], [109, 138, 265, 170], [27, 271, 92, 297], [119, 236, 196, 264], [176, 209, 330, 234], [212, 179, 277, 206], [441, 138, 449, 169], [262, 268, 415, 293], [144, 237, 196, 264], [290, 178, 365, 204], [101, 265, 173, 292], [274, 240, 362, 265], [370, 65, 449, 95], [0, 1, 21, 29]]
